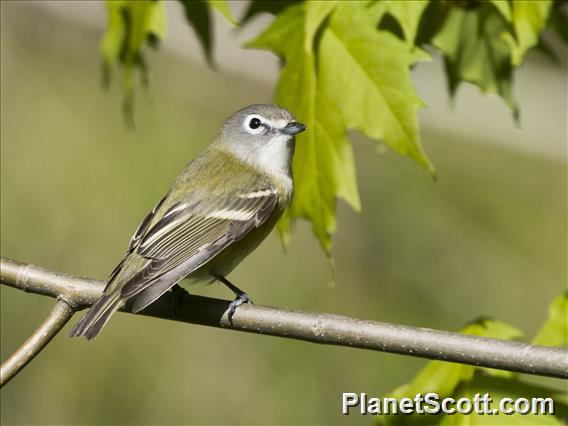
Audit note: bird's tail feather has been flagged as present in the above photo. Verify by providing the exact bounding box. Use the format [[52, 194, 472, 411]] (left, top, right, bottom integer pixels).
[[69, 293, 123, 340]]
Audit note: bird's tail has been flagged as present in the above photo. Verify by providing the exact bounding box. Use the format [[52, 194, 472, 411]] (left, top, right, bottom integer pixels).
[[69, 292, 123, 340]]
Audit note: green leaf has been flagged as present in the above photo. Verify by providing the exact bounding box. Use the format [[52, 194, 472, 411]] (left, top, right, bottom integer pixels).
[[241, 0, 299, 24], [548, 4, 568, 44], [384, 0, 430, 44], [179, 0, 215, 66], [304, 1, 338, 51], [378, 372, 567, 425], [462, 317, 524, 341], [386, 319, 524, 402], [207, 0, 237, 26], [380, 375, 567, 425], [461, 317, 525, 379], [490, 0, 512, 22], [502, 0, 552, 66], [414, 0, 452, 47], [322, 4, 434, 174], [248, 2, 358, 252], [441, 374, 567, 425], [101, 0, 166, 124], [533, 292, 568, 347], [101, 1, 127, 85], [374, 319, 567, 426], [249, 1, 433, 251], [178, 0, 239, 65], [536, 3, 568, 63], [432, 3, 519, 121]]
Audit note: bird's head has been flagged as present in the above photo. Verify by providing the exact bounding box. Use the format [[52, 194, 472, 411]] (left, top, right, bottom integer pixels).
[[214, 104, 306, 177]]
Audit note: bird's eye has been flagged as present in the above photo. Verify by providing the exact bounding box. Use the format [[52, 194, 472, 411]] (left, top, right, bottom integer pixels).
[[249, 117, 262, 130]]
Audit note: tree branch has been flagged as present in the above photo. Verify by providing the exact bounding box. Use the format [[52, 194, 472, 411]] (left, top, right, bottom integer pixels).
[[1, 299, 74, 387], [1, 256, 567, 383]]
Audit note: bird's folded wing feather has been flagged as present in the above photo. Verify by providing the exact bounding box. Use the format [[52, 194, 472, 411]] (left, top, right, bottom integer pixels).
[[106, 195, 167, 286], [117, 188, 279, 303]]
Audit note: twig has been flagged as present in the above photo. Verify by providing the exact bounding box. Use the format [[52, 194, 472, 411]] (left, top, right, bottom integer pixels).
[[1, 256, 567, 383], [0, 299, 74, 387]]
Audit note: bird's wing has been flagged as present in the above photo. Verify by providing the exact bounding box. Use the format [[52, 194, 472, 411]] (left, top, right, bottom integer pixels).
[[118, 187, 279, 306], [106, 195, 167, 286]]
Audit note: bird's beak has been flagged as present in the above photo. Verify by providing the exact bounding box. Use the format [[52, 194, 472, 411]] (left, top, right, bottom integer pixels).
[[281, 121, 306, 136]]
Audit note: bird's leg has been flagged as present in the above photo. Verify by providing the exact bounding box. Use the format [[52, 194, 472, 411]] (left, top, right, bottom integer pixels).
[[212, 273, 253, 324], [170, 284, 189, 318]]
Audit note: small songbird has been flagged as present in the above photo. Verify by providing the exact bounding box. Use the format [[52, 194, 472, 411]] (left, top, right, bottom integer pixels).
[[70, 104, 306, 340]]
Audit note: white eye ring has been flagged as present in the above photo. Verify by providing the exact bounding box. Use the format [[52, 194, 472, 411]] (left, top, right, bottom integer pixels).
[[243, 115, 265, 134]]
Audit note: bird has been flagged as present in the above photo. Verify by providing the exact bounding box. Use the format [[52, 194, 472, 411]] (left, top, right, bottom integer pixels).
[[70, 104, 306, 340]]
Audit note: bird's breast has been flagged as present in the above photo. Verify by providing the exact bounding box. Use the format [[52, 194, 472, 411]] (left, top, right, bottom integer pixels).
[[199, 202, 286, 279]]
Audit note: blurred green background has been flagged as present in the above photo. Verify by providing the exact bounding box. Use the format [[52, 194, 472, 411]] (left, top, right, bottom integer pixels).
[[1, 2, 566, 425]]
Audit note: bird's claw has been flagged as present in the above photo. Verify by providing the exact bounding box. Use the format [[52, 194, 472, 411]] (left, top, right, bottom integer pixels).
[[227, 293, 253, 325]]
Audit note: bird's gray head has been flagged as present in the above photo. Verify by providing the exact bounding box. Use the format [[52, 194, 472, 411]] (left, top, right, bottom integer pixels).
[[214, 104, 306, 179]]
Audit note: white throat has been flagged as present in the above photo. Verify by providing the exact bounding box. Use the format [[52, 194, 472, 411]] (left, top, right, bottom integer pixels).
[[247, 134, 294, 191], [257, 134, 293, 173]]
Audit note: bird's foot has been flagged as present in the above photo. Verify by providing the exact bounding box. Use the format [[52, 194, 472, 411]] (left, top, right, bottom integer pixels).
[[227, 293, 253, 325], [211, 273, 253, 325]]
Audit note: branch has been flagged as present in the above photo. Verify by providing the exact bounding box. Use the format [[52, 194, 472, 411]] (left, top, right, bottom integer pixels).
[[0, 299, 74, 387], [1, 257, 567, 383]]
